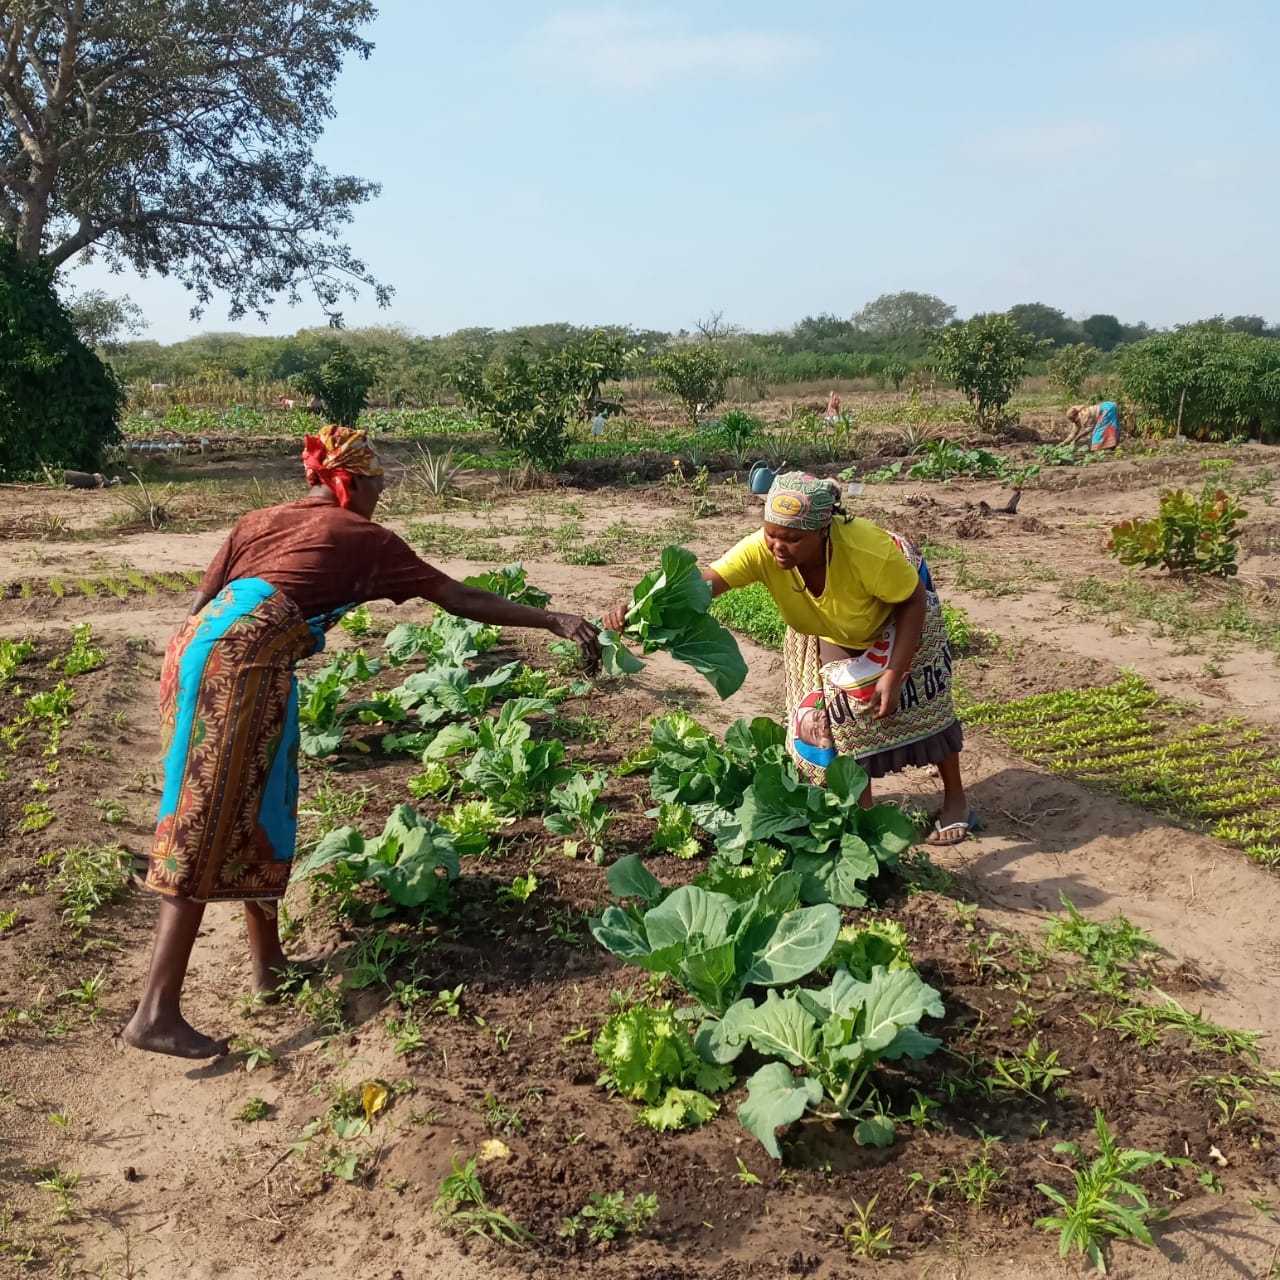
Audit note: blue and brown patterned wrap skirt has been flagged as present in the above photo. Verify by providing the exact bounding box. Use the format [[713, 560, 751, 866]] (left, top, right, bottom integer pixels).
[[147, 578, 329, 902]]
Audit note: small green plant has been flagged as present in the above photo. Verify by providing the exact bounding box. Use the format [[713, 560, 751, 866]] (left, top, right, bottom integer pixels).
[[952, 1132, 1009, 1208], [544, 770, 612, 860], [237, 1097, 270, 1123], [47, 844, 131, 932], [1036, 1109, 1179, 1273], [0, 637, 37, 685], [1108, 486, 1245, 578], [339, 604, 374, 637], [33, 1168, 81, 1223], [559, 1191, 659, 1245], [1044, 894, 1157, 975], [842, 1195, 893, 1258], [93, 798, 128, 825], [434, 1154, 533, 1246], [56, 623, 106, 675], [230, 1037, 275, 1072], [19, 802, 53, 833]]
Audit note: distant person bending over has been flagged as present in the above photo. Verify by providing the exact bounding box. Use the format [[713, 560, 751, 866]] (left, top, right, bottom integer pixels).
[[123, 425, 599, 1060], [604, 472, 976, 844], [825, 390, 841, 422], [1063, 401, 1120, 451]]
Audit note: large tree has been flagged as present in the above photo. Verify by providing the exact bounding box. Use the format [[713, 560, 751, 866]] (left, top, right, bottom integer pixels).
[[0, 1, 387, 320], [851, 291, 955, 341]]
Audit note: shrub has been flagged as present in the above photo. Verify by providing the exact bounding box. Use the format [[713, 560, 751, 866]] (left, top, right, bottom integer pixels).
[[1107, 485, 1245, 577], [0, 239, 123, 478], [450, 331, 633, 471], [652, 345, 736, 428], [1115, 325, 1280, 442], [292, 346, 378, 427], [929, 313, 1044, 430], [1047, 344, 1099, 404]]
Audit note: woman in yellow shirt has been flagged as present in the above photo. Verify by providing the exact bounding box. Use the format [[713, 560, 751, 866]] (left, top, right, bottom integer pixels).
[[627, 472, 975, 844]]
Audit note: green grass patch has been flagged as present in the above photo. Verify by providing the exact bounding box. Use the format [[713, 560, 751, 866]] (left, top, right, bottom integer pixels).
[[709, 582, 785, 648]]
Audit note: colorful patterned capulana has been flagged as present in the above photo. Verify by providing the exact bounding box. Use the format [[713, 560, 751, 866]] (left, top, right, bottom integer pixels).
[[764, 471, 841, 530], [302, 424, 383, 508]]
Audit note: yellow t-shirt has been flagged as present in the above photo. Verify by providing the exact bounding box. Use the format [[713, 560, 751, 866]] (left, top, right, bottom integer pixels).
[[710, 519, 920, 650]]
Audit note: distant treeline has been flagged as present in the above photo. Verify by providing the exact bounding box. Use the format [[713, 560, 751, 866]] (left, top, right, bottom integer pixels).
[[96, 291, 1280, 407]]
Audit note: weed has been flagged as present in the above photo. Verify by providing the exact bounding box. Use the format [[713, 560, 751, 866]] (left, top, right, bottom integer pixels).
[[708, 581, 786, 648], [93, 798, 129, 825], [952, 1132, 1009, 1209], [230, 1037, 274, 1072], [1036, 1109, 1179, 1273], [47, 844, 131, 932], [434, 1155, 533, 1246], [32, 1168, 80, 1222], [843, 1195, 893, 1258], [734, 1157, 763, 1186], [560, 1191, 659, 1245], [237, 1098, 270, 1123]]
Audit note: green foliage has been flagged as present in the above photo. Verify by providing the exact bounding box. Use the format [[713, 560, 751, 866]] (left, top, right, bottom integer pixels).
[[1107, 486, 1245, 578], [904, 439, 1039, 484], [708, 965, 944, 1157], [0, 5, 384, 321], [609, 546, 748, 698], [461, 562, 551, 609], [822, 919, 913, 977], [1047, 343, 1100, 403], [384, 613, 500, 667], [0, 240, 122, 477], [651, 801, 701, 859], [1115, 325, 1280, 442], [297, 651, 379, 756], [425, 697, 569, 816], [452, 330, 634, 470], [929, 313, 1045, 430], [560, 1191, 659, 1245], [292, 346, 378, 427], [434, 1155, 533, 1246], [593, 1002, 731, 1124], [589, 868, 840, 1017], [1036, 1109, 1180, 1273], [438, 799, 512, 857], [651, 344, 736, 428], [295, 804, 461, 911], [642, 711, 787, 837], [1043, 894, 1158, 975], [724, 756, 917, 907], [544, 771, 612, 859], [47, 844, 131, 933], [709, 581, 786, 648], [0, 637, 37, 685]]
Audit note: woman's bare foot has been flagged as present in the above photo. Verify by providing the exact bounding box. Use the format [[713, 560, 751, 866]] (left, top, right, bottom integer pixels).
[[122, 1008, 229, 1059]]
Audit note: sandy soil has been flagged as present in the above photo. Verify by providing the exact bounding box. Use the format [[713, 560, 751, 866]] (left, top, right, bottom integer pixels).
[[2, 439, 1280, 1279]]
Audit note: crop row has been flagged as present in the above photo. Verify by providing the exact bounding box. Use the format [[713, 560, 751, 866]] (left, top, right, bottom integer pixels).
[[963, 673, 1280, 865]]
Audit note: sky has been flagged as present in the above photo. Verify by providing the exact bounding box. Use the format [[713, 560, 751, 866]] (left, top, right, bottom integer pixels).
[[68, 0, 1279, 341]]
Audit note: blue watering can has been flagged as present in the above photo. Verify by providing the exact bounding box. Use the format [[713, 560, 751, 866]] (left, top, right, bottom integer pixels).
[[748, 461, 775, 495]]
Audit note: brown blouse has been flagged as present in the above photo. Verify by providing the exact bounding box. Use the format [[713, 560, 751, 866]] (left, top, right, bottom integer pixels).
[[197, 496, 447, 618]]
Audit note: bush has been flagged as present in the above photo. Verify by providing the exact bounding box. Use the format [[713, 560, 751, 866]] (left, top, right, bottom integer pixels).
[[0, 240, 122, 478], [1115, 325, 1280, 442], [1107, 485, 1245, 578], [652, 345, 736, 428], [1047, 344, 1099, 404], [292, 346, 379, 427], [451, 331, 633, 471], [929, 313, 1044, 430]]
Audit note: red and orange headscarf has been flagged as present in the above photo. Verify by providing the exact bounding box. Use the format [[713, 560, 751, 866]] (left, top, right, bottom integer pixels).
[[302, 424, 383, 508]]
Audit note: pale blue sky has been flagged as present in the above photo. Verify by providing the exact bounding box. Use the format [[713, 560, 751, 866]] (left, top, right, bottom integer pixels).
[[70, 1, 1278, 340]]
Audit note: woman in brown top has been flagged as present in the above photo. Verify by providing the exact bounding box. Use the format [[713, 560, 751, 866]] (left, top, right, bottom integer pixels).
[[124, 426, 599, 1058]]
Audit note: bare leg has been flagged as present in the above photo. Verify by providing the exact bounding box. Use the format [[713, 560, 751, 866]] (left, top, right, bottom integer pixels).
[[927, 752, 971, 845], [123, 897, 228, 1058], [245, 901, 290, 996]]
